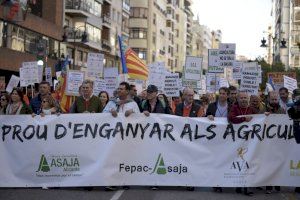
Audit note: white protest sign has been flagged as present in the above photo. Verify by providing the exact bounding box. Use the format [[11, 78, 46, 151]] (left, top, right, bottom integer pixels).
[[240, 62, 259, 95], [148, 62, 166, 91], [283, 75, 297, 93], [219, 77, 229, 88], [45, 67, 52, 86], [233, 61, 243, 80], [93, 79, 106, 96], [208, 49, 223, 73], [6, 75, 20, 93], [206, 73, 220, 93], [87, 53, 104, 79], [164, 73, 180, 97], [219, 43, 236, 67], [66, 70, 85, 96], [104, 67, 119, 78], [184, 56, 202, 81], [105, 77, 118, 97], [38, 66, 43, 83], [20, 62, 39, 86]]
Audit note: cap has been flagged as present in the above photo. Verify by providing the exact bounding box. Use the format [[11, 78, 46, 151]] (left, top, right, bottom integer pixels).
[[293, 88, 300, 96], [147, 85, 158, 93]]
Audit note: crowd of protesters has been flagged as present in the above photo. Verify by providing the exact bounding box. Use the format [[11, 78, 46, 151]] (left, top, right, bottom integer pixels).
[[0, 79, 300, 196]]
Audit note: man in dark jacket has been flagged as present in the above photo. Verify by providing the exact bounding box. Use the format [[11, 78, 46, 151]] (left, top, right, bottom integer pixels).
[[30, 81, 51, 114], [141, 84, 172, 116], [206, 87, 229, 121]]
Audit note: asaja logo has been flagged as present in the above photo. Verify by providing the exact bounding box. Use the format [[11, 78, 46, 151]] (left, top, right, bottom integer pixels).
[[290, 160, 300, 176], [151, 153, 167, 175], [36, 155, 50, 172], [230, 147, 250, 172], [119, 153, 188, 175], [36, 154, 80, 173]]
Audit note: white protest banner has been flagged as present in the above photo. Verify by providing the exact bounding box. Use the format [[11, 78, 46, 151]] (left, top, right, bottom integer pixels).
[[45, 67, 52, 86], [198, 76, 207, 94], [208, 49, 223, 73], [219, 43, 236, 67], [87, 53, 104, 79], [233, 61, 243, 80], [240, 62, 259, 95], [66, 70, 85, 96], [6, 75, 20, 93], [0, 114, 299, 187], [0, 76, 5, 91], [93, 79, 106, 96], [20, 62, 39, 86], [105, 77, 117, 97], [219, 77, 229, 88], [283, 75, 297, 93], [164, 73, 180, 97], [184, 56, 202, 81]]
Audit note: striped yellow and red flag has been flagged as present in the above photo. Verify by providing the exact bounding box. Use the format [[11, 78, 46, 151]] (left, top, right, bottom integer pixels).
[[125, 48, 149, 80], [118, 36, 149, 80]]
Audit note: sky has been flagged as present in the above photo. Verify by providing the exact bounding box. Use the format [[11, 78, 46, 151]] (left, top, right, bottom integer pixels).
[[191, 0, 272, 60]]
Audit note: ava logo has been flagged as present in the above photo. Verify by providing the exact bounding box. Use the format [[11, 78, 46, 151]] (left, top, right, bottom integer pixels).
[[36, 154, 80, 173], [290, 160, 300, 176], [151, 153, 167, 175], [230, 147, 250, 172], [36, 155, 50, 172], [237, 147, 248, 161]]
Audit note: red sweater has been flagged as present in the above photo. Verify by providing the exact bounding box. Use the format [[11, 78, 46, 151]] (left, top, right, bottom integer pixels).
[[228, 104, 256, 124]]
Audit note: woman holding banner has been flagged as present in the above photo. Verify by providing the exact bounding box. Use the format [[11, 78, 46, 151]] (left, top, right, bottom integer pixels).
[[6, 88, 32, 115]]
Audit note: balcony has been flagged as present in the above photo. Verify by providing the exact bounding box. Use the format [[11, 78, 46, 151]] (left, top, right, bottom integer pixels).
[[65, 30, 89, 43], [291, 46, 300, 55], [102, 15, 111, 27], [101, 39, 111, 52], [65, 0, 91, 18]]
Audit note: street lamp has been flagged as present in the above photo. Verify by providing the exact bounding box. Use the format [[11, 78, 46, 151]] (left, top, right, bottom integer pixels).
[[62, 25, 89, 69], [260, 34, 287, 67]]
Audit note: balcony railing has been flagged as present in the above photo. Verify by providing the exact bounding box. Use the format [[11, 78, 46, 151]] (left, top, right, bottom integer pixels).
[[65, 0, 101, 17], [102, 39, 111, 51], [103, 15, 111, 25]]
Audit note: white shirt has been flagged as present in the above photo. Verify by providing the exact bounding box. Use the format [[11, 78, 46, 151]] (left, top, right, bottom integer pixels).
[[103, 99, 140, 114]]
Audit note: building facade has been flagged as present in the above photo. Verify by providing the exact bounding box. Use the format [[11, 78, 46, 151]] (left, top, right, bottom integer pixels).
[[0, 0, 64, 79]]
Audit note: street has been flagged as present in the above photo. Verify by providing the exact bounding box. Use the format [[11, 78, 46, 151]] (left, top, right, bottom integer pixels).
[[0, 187, 299, 200]]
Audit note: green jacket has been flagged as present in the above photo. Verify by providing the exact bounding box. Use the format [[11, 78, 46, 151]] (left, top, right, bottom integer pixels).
[[73, 95, 102, 113]]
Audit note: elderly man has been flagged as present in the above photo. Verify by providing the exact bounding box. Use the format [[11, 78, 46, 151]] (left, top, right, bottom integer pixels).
[[228, 91, 256, 196], [175, 87, 204, 192], [265, 91, 285, 115], [71, 80, 102, 113], [103, 81, 140, 117], [250, 95, 265, 114], [175, 87, 205, 117], [228, 91, 256, 124]]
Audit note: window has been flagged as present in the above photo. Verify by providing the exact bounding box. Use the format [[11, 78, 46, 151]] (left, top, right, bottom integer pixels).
[[130, 7, 148, 18], [77, 50, 83, 61], [160, 30, 165, 36], [129, 28, 147, 39], [86, 23, 101, 43], [153, 13, 156, 24], [11, 25, 25, 52], [152, 51, 156, 62], [117, 12, 121, 24], [152, 32, 156, 44], [132, 48, 147, 60], [29, 0, 43, 17], [67, 47, 74, 59]]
